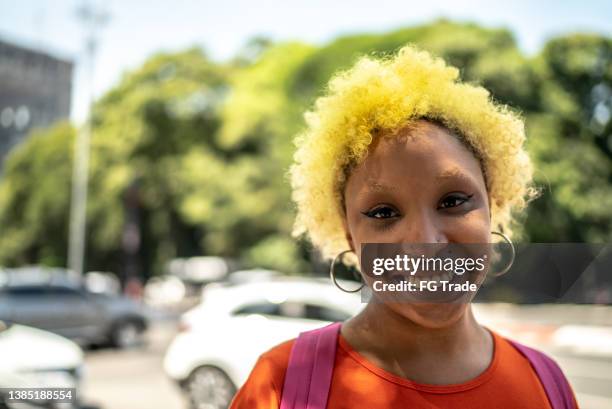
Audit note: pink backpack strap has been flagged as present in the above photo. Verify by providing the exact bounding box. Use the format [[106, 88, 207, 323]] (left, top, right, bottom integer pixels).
[[280, 322, 342, 409], [508, 340, 576, 409]]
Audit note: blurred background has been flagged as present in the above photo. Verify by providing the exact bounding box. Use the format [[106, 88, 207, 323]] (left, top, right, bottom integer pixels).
[[0, 1, 611, 408]]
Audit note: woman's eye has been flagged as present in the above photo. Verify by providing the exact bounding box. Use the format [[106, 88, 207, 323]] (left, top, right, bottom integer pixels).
[[362, 206, 399, 219], [438, 193, 473, 210]]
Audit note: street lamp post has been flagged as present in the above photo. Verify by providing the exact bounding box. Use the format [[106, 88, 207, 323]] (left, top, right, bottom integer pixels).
[[68, 2, 109, 277]]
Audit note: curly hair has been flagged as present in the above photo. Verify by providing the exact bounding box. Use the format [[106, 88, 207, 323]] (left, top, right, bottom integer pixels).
[[290, 44, 536, 260]]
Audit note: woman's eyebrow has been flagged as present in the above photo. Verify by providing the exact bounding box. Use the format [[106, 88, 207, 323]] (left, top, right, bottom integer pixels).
[[436, 168, 476, 183], [365, 180, 397, 192], [360, 168, 477, 194]]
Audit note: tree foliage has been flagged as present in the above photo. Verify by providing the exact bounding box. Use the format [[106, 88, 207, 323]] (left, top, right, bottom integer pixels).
[[0, 21, 609, 278]]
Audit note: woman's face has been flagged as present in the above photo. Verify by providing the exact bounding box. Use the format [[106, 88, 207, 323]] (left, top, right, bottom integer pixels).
[[342, 119, 491, 328]]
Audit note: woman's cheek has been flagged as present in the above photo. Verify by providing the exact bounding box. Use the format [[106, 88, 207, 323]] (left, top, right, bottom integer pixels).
[[450, 209, 491, 243]]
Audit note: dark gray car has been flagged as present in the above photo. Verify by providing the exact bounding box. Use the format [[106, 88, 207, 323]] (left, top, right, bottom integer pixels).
[[0, 283, 148, 348]]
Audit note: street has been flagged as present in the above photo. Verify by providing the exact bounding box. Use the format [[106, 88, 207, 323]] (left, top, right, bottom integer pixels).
[[82, 320, 185, 409]]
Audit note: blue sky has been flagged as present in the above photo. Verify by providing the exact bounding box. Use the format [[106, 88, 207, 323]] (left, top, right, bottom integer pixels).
[[1, 0, 611, 123]]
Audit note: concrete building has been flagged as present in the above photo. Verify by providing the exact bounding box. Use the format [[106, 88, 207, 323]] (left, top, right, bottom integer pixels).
[[0, 38, 73, 173]]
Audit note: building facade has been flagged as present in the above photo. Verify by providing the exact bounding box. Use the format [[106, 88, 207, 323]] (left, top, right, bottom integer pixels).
[[0, 39, 73, 173]]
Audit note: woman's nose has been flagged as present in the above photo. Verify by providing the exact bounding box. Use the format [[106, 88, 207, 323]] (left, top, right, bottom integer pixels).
[[399, 209, 447, 244]]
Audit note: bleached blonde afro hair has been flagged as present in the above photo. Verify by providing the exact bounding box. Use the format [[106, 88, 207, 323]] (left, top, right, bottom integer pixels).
[[290, 44, 536, 260]]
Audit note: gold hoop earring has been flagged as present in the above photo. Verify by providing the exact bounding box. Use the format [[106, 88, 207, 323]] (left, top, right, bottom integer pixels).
[[490, 231, 515, 277], [330, 250, 365, 293]]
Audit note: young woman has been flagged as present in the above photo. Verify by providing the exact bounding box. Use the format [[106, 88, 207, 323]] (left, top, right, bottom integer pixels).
[[230, 45, 578, 408]]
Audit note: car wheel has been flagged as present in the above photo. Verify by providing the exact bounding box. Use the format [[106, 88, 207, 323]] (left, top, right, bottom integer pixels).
[[187, 366, 236, 409], [111, 320, 142, 349]]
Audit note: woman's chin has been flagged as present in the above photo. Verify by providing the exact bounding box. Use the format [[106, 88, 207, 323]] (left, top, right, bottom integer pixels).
[[390, 302, 469, 329]]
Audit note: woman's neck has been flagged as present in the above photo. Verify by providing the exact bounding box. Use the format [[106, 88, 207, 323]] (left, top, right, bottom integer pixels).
[[341, 301, 493, 384]]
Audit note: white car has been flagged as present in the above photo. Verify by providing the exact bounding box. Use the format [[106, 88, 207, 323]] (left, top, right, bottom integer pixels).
[[0, 320, 84, 408], [163, 276, 364, 409]]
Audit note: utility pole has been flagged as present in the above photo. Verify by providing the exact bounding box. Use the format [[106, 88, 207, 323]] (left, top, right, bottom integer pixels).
[[68, 2, 109, 277]]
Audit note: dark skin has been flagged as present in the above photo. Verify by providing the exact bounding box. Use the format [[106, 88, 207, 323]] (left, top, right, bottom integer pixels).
[[340, 119, 494, 385]]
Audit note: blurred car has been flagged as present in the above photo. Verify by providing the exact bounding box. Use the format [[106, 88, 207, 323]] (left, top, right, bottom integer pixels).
[[163, 276, 364, 409], [0, 281, 149, 348], [224, 268, 282, 284], [83, 271, 121, 296], [165, 256, 239, 300], [0, 266, 81, 288], [144, 275, 188, 308], [0, 320, 83, 408]]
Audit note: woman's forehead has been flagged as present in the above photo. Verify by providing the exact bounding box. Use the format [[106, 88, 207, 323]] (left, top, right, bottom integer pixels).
[[346, 121, 486, 192]]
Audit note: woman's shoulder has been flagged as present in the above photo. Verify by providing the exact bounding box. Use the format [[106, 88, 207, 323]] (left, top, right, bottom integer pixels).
[[229, 338, 297, 408], [487, 329, 565, 381], [250, 336, 299, 385], [492, 330, 557, 362], [493, 330, 579, 408], [493, 331, 575, 393], [258, 337, 296, 370]]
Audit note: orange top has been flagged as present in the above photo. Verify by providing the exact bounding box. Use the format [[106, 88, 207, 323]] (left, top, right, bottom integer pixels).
[[230, 329, 578, 409]]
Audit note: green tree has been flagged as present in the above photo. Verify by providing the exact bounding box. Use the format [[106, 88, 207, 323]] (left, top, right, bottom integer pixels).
[[0, 22, 609, 279], [524, 34, 612, 242], [0, 122, 74, 266]]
